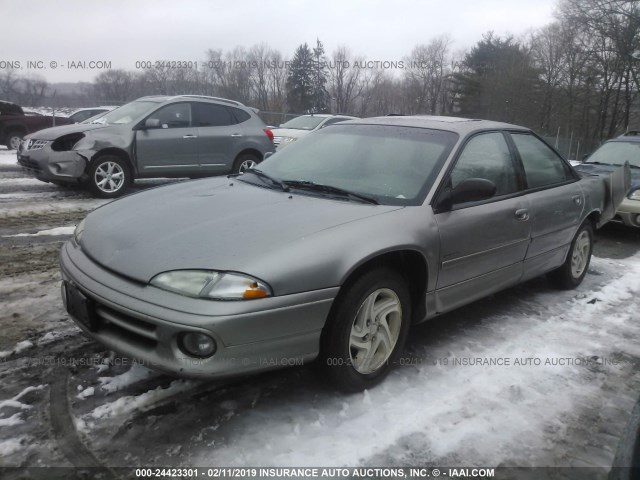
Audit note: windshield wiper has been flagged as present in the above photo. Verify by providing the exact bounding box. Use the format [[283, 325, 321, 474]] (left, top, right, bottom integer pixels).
[[584, 161, 613, 166], [283, 180, 378, 204], [233, 168, 289, 192]]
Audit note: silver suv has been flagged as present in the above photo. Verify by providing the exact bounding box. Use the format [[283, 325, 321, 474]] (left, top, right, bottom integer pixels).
[[17, 95, 275, 198]]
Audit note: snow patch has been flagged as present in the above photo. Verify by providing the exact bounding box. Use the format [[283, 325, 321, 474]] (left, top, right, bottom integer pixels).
[[77, 387, 95, 400], [98, 363, 156, 393], [192, 255, 640, 467], [0, 340, 34, 359], [0, 436, 28, 456], [7, 226, 76, 237]]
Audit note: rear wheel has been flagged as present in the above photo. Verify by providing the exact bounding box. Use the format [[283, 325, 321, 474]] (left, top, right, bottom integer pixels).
[[320, 268, 411, 392], [233, 153, 259, 174], [4, 131, 24, 150], [548, 221, 593, 289], [86, 155, 131, 198]]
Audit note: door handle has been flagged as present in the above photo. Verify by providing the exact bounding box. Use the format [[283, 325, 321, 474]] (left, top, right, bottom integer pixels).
[[183, 134, 198, 139], [230, 133, 243, 137], [572, 195, 582, 205], [515, 208, 530, 221]]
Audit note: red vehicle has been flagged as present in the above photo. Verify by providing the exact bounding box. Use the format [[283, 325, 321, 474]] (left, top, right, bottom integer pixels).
[[0, 100, 74, 150]]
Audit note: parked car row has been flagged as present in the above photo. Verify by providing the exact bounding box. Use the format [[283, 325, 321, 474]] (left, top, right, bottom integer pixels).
[[58, 114, 630, 391]]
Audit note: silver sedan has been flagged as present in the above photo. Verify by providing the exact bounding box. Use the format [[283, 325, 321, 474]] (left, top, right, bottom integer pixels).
[[60, 116, 627, 392]]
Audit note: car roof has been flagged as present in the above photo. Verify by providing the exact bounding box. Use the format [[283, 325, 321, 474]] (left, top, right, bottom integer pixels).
[[610, 132, 640, 143], [135, 95, 246, 108], [344, 115, 530, 134]]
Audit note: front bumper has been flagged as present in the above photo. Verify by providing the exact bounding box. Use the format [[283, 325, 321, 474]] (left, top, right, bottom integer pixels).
[[59, 240, 337, 378], [613, 198, 640, 228], [17, 141, 86, 183]]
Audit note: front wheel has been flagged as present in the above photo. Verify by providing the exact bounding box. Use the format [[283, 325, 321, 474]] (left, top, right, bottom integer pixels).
[[320, 268, 411, 392], [548, 221, 594, 289], [232, 153, 259, 174], [86, 155, 131, 198], [4, 131, 23, 150]]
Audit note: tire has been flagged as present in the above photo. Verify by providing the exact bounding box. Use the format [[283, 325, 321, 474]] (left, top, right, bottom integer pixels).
[[320, 268, 411, 392], [232, 153, 259, 174], [4, 131, 24, 150], [548, 221, 594, 289], [86, 155, 132, 198]]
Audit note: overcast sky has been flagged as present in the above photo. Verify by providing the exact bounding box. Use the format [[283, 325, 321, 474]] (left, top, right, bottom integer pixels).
[[2, 0, 558, 83]]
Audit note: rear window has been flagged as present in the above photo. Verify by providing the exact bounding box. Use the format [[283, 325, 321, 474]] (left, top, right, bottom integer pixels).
[[231, 108, 251, 123], [193, 103, 235, 127]]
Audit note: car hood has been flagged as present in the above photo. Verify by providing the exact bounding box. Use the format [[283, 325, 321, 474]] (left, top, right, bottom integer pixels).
[[270, 128, 309, 139], [80, 177, 402, 283], [26, 123, 113, 140], [574, 162, 640, 193]]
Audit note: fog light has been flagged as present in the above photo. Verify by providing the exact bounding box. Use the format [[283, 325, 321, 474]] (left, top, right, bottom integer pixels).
[[180, 332, 216, 358]]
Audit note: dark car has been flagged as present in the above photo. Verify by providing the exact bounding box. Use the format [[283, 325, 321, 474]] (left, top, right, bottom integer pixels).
[[0, 100, 74, 150], [17, 95, 275, 198], [574, 131, 640, 228], [60, 116, 628, 392]]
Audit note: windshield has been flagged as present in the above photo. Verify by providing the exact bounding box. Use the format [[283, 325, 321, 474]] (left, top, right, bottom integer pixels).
[[587, 141, 640, 168], [279, 115, 326, 130], [94, 101, 157, 125], [255, 124, 458, 205]]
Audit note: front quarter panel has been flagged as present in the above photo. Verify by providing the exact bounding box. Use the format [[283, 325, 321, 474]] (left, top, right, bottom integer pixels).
[[246, 204, 437, 296]]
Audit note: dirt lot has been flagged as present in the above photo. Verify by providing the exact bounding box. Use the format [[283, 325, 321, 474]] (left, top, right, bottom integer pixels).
[[1, 146, 639, 478]]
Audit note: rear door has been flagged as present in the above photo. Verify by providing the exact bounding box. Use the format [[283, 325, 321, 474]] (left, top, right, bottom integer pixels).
[[507, 132, 584, 281], [193, 103, 245, 174], [135, 102, 199, 176], [434, 131, 530, 312]]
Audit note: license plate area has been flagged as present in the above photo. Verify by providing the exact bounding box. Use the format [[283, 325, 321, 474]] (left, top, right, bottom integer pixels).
[[64, 281, 99, 332]]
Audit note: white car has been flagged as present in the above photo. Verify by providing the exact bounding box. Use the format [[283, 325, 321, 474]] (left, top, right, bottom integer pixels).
[[271, 114, 357, 149]]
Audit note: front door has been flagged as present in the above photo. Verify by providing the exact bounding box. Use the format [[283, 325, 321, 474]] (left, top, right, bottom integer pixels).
[[434, 131, 530, 313], [135, 102, 200, 176]]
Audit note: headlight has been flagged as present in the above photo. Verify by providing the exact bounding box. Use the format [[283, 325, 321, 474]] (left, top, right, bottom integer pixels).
[[150, 270, 272, 300], [74, 218, 86, 244], [629, 189, 640, 200]]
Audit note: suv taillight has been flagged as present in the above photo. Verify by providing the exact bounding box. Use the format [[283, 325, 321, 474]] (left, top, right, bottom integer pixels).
[[263, 128, 274, 142]]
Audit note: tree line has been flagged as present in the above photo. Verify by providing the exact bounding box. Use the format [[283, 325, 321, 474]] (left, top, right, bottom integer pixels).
[[1, 0, 638, 155]]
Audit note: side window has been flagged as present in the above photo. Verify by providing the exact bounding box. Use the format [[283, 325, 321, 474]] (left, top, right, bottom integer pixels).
[[511, 133, 573, 189], [450, 132, 519, 197], [230, 108, 251, 123], [193, 103, 234, 127], [150, 103, 191, 129]]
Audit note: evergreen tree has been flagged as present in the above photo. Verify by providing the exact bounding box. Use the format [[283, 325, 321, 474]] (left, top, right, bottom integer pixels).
[[312, 39, 330, 113], [452, 33, 541, 124], [286, 43, 315, 113]]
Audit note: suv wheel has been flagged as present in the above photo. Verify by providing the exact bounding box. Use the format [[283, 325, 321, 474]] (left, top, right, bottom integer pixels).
[[233, 153, 259, 174], [87, 155, 131, 198], [4, 131, 23, 150], [320, 268, 411, 392]]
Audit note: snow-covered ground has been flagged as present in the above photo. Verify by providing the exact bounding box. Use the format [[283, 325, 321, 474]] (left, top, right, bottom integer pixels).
[[1, 145, 639, 477]]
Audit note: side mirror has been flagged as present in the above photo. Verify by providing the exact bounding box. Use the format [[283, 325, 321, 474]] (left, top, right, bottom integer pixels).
[[452, 178, 497, 204], [436, 178, 498, 212], [264, 151, 274, 160]]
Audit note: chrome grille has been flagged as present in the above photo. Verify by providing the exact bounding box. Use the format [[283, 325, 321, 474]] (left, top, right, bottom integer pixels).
[[273, 136, 282, 146]]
